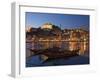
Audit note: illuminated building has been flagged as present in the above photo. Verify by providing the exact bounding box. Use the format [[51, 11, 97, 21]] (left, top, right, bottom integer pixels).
[[41, 23, 53, 30]]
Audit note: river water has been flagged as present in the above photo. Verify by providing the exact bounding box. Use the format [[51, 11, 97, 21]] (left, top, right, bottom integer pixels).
[[26, 40, 89, 67], [34, 41, 89, 56]]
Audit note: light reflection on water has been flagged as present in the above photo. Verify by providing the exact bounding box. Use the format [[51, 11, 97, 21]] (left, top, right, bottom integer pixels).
[[34, 41, 89, 56]]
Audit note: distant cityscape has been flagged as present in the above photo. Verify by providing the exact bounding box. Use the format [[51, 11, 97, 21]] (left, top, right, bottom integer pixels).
[[26, 23, 89, 56]]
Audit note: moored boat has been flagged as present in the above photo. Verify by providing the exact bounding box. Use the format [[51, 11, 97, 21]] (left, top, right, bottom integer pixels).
[[31, 47, 79, 61]]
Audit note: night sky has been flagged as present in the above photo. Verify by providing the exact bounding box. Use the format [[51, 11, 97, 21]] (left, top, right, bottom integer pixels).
[[25, 12, 89, 29]]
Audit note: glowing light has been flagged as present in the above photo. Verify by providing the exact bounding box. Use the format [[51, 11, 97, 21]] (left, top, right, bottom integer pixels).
[[41, 23, 53, 29]]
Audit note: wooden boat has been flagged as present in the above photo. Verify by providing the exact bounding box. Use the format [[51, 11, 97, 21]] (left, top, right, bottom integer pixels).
[[39, 47, 79, 61], [30, 49, 44, 55]]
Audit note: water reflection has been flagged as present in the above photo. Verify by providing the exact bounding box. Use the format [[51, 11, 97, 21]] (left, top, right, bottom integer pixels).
[[34, 40, 89, 56]]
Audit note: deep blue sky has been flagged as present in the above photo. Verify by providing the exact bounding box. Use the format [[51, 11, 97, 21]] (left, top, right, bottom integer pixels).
[[25, 12, 89, 29]]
